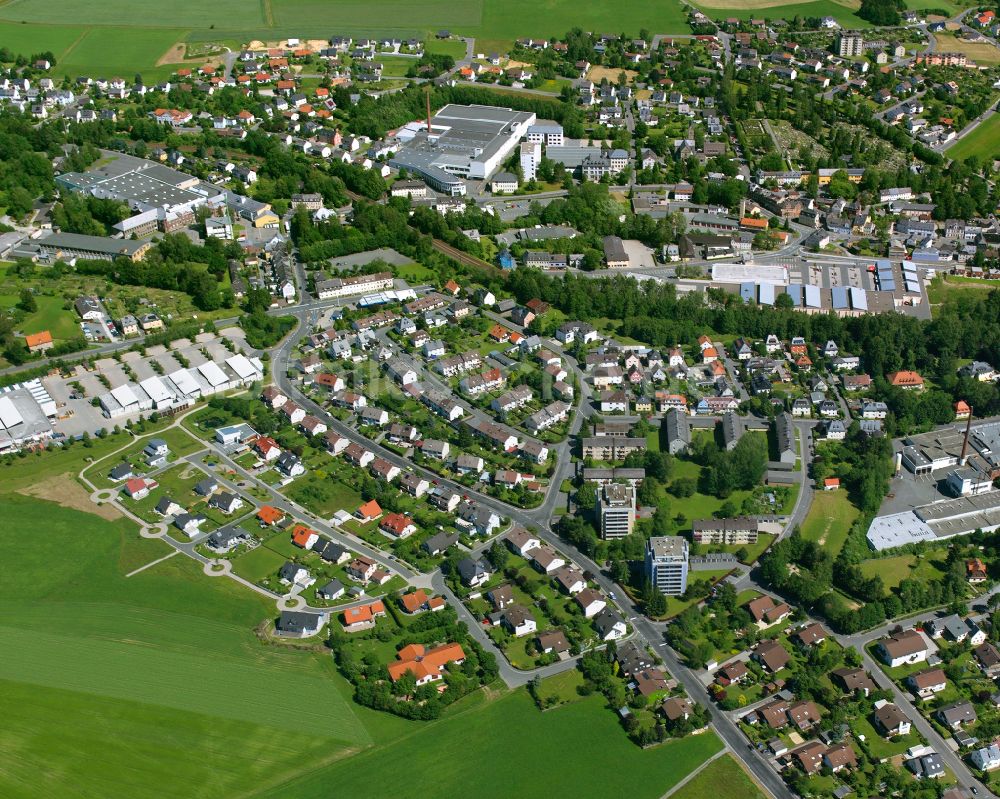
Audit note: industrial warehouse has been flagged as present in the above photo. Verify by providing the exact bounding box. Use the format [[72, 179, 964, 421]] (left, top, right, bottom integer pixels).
[[867, 420, 1000, 550], [389, 104, 536, 196]]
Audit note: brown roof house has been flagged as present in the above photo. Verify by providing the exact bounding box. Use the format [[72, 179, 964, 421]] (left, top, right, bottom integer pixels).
[[906, 668, 947, 699], [660, 696, 695, 722], [975, 642, 1000, 678], [747, 595, 791, 628], [876, 629, 928, 668], [873, 700, 911, 737], [794, 742, 827, 774], [831, 667, 878, 697], [787, 700, 822, 732], [792, 622, 827, 648], [823, 743, 858, 773], [754, 640, 791, 673]]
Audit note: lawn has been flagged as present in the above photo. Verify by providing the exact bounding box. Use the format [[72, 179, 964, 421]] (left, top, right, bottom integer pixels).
[[231, 541, 288, 582], [0, 493, 376, 799], [665, 459, 754, 521], [0, 293, 79, 342], [661, 569, 734, 618], [394, 261, 436, 282], [927, 274, 998, 307], [799, 490, 859, 556], [257, 691, 725, 799], [534, 668, 585, 707], [671, 753, 766, 799], [947, 112, 1000, 162], [859, 549, 946, 593], [851, 714, 924, 759]]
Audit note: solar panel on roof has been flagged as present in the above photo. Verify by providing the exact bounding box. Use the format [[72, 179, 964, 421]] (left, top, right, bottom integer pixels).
[[849, 287, 868, 310], [804, 285, 821, 307], [740, 282, 755, 302], [831, 287, 849, 309], [759, 283, 775, 305]]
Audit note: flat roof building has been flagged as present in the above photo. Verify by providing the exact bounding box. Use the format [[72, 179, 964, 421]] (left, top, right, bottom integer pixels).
[[39, 233, 152, 262], [647, 536, 689, 596], [597, 483, 636, 539], [390, 104, 536, 195]]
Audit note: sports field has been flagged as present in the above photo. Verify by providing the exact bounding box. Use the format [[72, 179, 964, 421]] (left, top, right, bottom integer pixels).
[[947, 112, 1000, 162]]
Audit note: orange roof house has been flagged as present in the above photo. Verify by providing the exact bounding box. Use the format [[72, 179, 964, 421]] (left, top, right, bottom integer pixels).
[[24, 330, 53, 351], [257, 505, 284, 525], [888, 370, 924, 390], [740, 216, 769, 230], [291, 524, 319, 548], [444, 279, 461, 295], [342, 600, 386, 631], [401, 589, 429, 614], [489, 324, 510, 342], [357, 499, 383, 521], [967, 558, 988, 583], [379, 512, 416, 539], [795, 354, 813, 369], [955, 400, 971, 420], [823, 477, 841, 490], [387, 642, 466, 685]]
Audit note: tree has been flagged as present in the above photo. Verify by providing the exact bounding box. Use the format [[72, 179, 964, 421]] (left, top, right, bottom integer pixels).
[[488, 539, 509, 571], [16, 288, 36, 313]]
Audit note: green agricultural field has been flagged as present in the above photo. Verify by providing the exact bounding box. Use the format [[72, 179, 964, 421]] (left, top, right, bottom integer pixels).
[[0, 0, 262, 29], [947, 113, 1000, 163], [694, 0, 866, 28], [259, 691, 724, 799], [671, 754, 767, 799], [54, 27, 185, 81], [0, 21, 85, 59], [800, 489, 860, 556], [0, 494, 376, 799]]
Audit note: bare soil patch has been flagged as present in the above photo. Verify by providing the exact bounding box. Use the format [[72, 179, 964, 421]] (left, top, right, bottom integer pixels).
[[20, 474, 121, 521]]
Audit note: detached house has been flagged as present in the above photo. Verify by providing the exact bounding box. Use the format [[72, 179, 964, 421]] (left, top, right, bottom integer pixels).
[[877, 629, 928, 668]]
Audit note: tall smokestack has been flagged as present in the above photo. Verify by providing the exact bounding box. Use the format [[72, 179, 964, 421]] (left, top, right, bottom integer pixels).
[[960, 406, 973, 465], [426, 89, 432, 134]]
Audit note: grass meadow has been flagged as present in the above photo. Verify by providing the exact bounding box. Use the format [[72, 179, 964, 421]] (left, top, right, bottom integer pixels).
[[671, 754, 767, 799], [947, 113, 1000, 163], [799, 489, 860, 556], [257, 690, 725, 799]]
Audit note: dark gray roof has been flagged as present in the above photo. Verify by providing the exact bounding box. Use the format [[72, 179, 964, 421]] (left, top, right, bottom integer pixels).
[[275, 610, 321, 633]]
